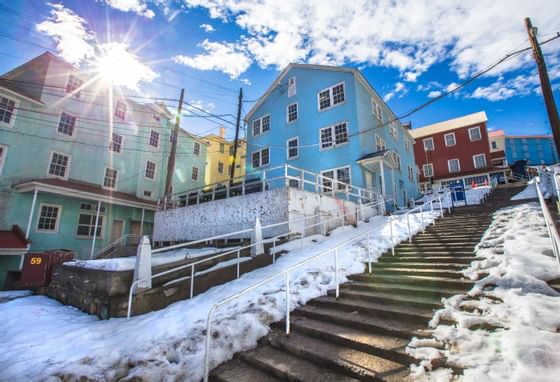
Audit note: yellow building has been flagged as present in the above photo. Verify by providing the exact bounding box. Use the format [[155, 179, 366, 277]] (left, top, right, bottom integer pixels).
[[204, 127, 246, 185]]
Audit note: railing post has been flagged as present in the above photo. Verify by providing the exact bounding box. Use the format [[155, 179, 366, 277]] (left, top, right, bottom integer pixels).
[[367, 232, 372, 273], [315, 176, 319, 193], [438, 196, 443, 217], [190, 264, 195, 299], [236, 249, 241, 279], [334, 248, 339, 299], [447, 191, 451, 213], [407, 214, 412, 243], [242, 177, 246, 195], [272, 238, 277, 263], [389, 216, 395, 256], [341, 211, 345, 227], [285, 271, 290, 335], [197, 189, 201, 205], [420, 205, 425, 231], [212, 185, 216, 201], [300, 169, 304, 190]]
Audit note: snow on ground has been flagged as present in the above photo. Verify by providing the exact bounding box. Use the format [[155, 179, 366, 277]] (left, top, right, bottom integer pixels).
[[408, 203, 560, 382], [65, 247, 230, 271], [0, 290, 32, 303], [0, 210, 439, 382]]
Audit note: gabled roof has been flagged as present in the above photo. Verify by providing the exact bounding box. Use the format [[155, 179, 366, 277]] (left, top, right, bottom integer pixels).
[[410, 111, 488, 138], [0, 79, 44, 104]]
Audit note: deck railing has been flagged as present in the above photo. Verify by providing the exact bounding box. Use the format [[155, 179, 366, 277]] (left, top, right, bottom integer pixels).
[[93, 234, 139, 259], [534, 177, 560, 271]]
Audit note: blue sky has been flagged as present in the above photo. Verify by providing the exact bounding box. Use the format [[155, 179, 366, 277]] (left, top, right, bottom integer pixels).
[[0, 0, 559, 140]]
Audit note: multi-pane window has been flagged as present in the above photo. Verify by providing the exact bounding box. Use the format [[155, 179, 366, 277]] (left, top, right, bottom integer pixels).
[[320, 122, 348, 149], [469, 126, 482, 141], [408, 165, 414, 181], [57, 112, 77, 136], [287, 137, 299, 159], [0, 145, 7, 175], [372, 99, 382, 122], [229, 146, 234, 155], [393, 152, 401, 169], [149, 130, 160, 148], [405, 138, 411, 152], [423, 163, 434, 177], [110, 133, 123, 153], [0, 96, 15, 124], [252, 115, 270, 136], [66, 75, 83, 98], [218, 162, 224, 174], [37, 204, 60, 232], [145, 160, 156, 180], [193, 142, 201, 155], [192, 166, 199, 181], [473, 154, 487, 169], [390, 123, 398, 139], [444, 133, 456, 147], [423, 137, 434, 151], [228, 165, 232, 175], [115, 101, 126, 120], [251, 147, 270, 168], [376, 135, 386, 151], [219, 143, 225, 153], [288, 76, 297, 97], [318, 82, 345, 111], [287, 102, 298, 123], [76, 213, 103, 237], [103, 168, 118, 189], [48, 152, 70, 178], [143, 190, 153, 198], [321, 166, 351, 192], [448, 159, 460, 173]]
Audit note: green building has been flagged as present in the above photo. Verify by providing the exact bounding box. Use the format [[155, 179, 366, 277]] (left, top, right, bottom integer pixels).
[[0, 52, 208, 288]]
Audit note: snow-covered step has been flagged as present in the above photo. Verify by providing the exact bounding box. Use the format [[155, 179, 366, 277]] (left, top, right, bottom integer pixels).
[[211, 357, 282, 382]]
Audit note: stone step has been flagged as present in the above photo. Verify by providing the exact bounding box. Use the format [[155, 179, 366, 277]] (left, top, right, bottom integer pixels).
[[394, 249, 475, 256], [373, 262, 467, 270], [395, 246, 475, 252], [329, 288, 442, 310], [293, 305, 430, 340], [377, 256, 475, 263], [288, 316, 416, 365], [350, 273, 474, 290], [309, 295, 435, 324], [408, 239, 480, 246], [239, 344, 360, 382], [211, 357, 283, 382], [266, 328, 408, 381], [368, 267, 465, 279], [344, 281, 466, 300]]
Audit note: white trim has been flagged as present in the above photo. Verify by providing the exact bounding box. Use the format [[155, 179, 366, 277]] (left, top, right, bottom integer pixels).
[[389, 122, 398, 140], [319, 120, 349, 151], [144, 160, 157, 181], [0, 144, 7, 176], [444, 132, 456, 147], [317, 81, 346, 112], [288, 76, 296, 98], [115, 100, 127, 121], [0, 86, 41, 106], [468, 126, 482, 141], [422, 163, 434, 177], [286, 102, 298, 124], [35, 203, 62, 234], [0, 94, 19, 128], [193, 141, 201, 156], [320, 165, 352, 191], [76, 209, 105, 240], [473, 153, 487, 169], [102, 167, 119, 190], [286, 136, 299, 160], [375, 134, 386, 151], [109, 132, 124, 154], [217, 161, 224, 174], [252, 114, 271, 137], [55, 110, 78, 138], [447, 158, 461, 173], [423, 137, 434, 151], [149, 129, 160, 149], [47, 150, 71, 180], [192, 165, 199, 181], [251, 147, 270, 168]]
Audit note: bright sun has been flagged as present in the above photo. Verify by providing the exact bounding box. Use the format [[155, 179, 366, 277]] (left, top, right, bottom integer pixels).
[[94, 42, 158, 90]]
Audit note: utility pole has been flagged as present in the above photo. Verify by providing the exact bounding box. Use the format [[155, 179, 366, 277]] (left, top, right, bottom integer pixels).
[[165, 88, 185, 197], [525, 17, 560, 157], [230, 88, 243, 184]]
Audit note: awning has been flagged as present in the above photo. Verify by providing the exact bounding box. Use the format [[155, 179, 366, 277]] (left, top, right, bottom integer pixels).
[[13, 178, 157, 211], [356, 149, 399, 173], [0, 225, 30, 255]]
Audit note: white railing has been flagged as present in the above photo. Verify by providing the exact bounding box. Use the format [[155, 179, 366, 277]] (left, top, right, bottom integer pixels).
[[126, 198, 390, 318], [534, 177, 560, 271], [201, 193, 444, 381], [94, 234, 139, 259], [159, 164, 379, 210]]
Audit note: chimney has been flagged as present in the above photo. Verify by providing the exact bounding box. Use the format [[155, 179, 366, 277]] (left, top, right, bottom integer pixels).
[[219, 126, 225, 139], [402, 122, 412, 130]]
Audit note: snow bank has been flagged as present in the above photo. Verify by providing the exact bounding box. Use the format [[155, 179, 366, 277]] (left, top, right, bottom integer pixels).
[[408, 203, 560, 381], [0, 211, 439, 382], [65, 247, 228, 271]]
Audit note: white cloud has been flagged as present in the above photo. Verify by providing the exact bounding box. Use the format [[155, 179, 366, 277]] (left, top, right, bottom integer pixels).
[[427, 90, 442, 98], [200, 23, 215, 32], [182, 0, 559, 84], [36, 3, 95, 66], [101, 0, 155, 18], [173, 39, 252, 79], [183, 99, 216, 115], [384, 81, 408, 101], [239, 78, 251, 86], [470, 73, 540, 101]]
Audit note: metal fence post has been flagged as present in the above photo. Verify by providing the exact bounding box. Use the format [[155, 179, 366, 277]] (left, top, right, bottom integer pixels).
[[407, 214, 412, 243], [285, 272, 290, 335], [334, 248, 339, 299], [367, 232, 372, 273], [190, 264, 195, 299], [236, 249, 241, 279], [389, 217, 395, 256], [272, 238, 277, 263], [438, 196, 443, 217]]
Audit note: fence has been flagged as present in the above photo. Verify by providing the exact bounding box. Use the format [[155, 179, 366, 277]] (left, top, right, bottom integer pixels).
[[534, 177, 560, 272], [93, 234, 139, 259]]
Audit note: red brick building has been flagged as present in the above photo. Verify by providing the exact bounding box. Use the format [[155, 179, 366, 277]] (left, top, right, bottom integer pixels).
[[410, 111, 507, 190]]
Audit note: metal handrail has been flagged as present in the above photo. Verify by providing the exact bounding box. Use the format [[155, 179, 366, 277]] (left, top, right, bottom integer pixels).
[[126, 198, 391, 318], [94, 234, 139, 259], [534, 177, 560, 271], [201, 194, 444, 381]]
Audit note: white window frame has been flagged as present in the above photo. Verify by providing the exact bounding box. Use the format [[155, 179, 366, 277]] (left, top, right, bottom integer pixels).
[[103, 167, 118, 190], [405, 138, 411, 152], [66, 74, 83, 98], [144, 160, 157, 181], [287, 136, 299, 160], [444, 132, 456, 147], [422, 163, 434, 177], [0, 144, 7, 175], [372, 99, 382, 122], [286, 102, 298, 123], [393, 152, 401, 170], [251, 147, 270, 168], [288, 76, 297, 97], [76, 210, 104, 239], [319, 121, 349, 150], [448, 158, 461, 173], [317, 81, 346, 112], [47, 150, 71, 180], [389, 122, 398, 140], [473, 153, 487, 169], [407, 165, 414, 181], [468, 126, 482, 141], [56, 111, 77, 138], [423, 137, 434, 151], [109, 132, 123, 154], [143, 190, 153, 198], [252, 114, 270, 137], [217, 162, 224, 174], [192, 166, 199, 181], [0, 94, 18, 128], [149, 129, 160, 149], [36, 203, 62, 233], [193, 142, 201, 156], [321, 165, 352, 192], [375, 135, 386, 151], [115, 100, 127, 121]]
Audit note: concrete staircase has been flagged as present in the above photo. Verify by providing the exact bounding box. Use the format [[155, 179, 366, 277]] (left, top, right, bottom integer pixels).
[[210, 184, 527, 381]]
